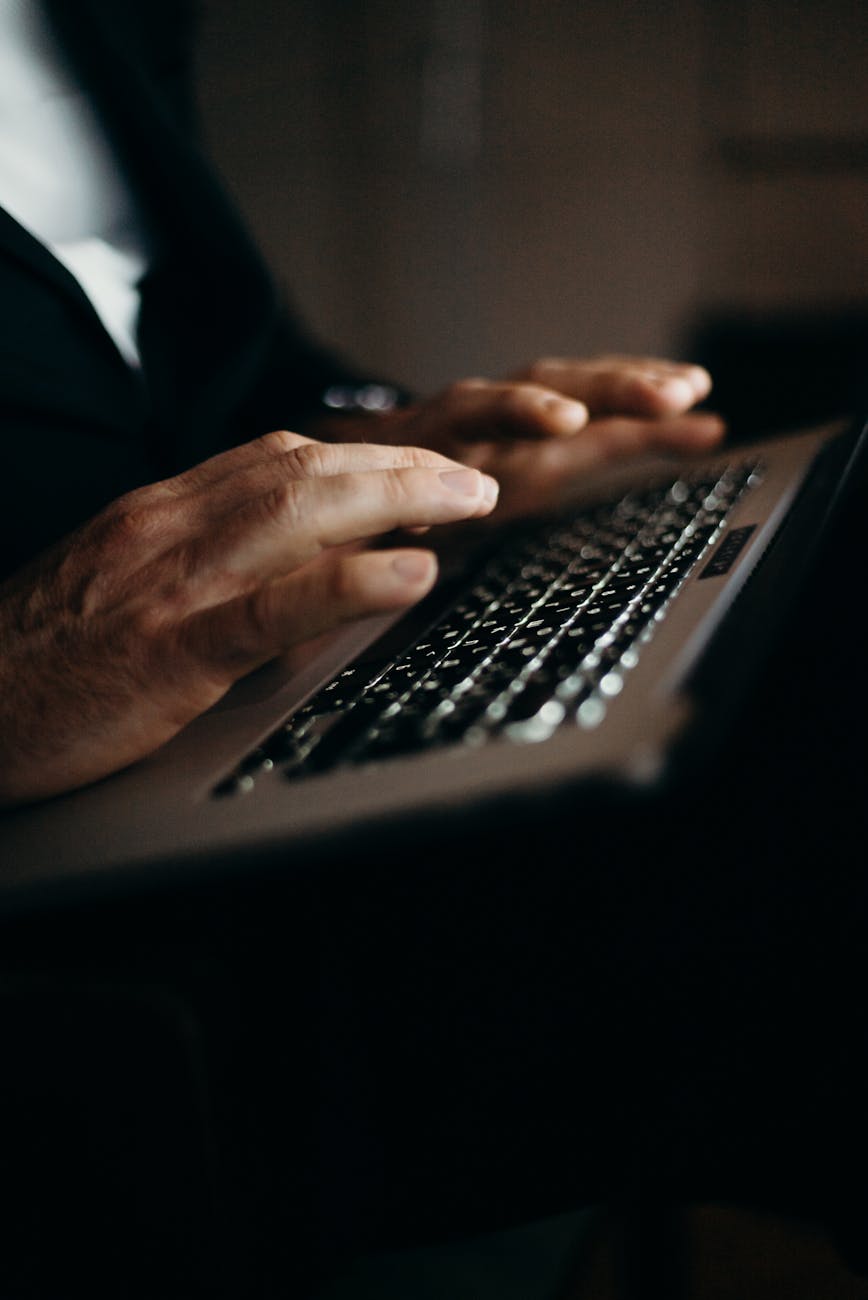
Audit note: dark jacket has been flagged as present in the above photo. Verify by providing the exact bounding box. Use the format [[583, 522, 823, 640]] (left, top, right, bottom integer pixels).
[[0, 0, 370, 578]]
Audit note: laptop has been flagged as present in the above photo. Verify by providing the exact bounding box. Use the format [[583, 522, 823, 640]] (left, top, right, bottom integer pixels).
[[1, 412, 865, 909]]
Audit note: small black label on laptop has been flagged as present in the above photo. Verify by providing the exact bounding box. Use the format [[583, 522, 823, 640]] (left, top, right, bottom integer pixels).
[[699, 525, 757, 578]]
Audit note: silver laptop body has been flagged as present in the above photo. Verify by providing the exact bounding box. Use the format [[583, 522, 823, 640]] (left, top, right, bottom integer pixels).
[[0, 418, 859, 905]]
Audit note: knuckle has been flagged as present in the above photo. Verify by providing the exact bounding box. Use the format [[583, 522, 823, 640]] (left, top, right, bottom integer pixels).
[[286, 440, 335, 478], [526, 357, 563, 382], [126, 598, 173, 646], [190, 618, 257, 680], [388, 441, 446, 470], [501, 384, 546, 417], [380, 467, 415, 511], [330, 556, 366, 608], [260, 427, 307, 456], [193, 588, 275, 674], [444, 377, 486, 401], [96, 489, 158, 549], [236, 586, 275, 654], [405, 445, 446, 469], [262, 481, 304, 530]]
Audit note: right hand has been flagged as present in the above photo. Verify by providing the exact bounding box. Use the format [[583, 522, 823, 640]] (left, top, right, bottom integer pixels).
[[312, 360, 724, 522], [0, 430, 498, 808]]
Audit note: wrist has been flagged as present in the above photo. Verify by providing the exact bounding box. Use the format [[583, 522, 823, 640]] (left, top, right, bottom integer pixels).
[[302, 383, 417, 444], [319, 382, 414, 415]]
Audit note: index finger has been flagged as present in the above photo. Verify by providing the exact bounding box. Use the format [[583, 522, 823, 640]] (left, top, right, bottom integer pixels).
[[516, 357, 713, 417]]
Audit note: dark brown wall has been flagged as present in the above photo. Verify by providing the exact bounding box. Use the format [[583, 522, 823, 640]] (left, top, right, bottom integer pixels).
[[194, 0, 868, 397]]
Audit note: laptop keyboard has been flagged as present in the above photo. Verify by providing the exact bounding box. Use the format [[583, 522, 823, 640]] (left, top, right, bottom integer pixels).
[[214, 458, 763, 796]]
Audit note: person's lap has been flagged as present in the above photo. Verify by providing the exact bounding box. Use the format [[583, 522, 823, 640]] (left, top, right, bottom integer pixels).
[[2, 498, 866, 1299]]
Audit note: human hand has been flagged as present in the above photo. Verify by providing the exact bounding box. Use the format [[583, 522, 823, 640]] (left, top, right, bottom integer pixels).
[[0, 431, 497, 807], [315, 355, 724, 518], [317, 354, 717, 449], [506, 354, 714, 421]]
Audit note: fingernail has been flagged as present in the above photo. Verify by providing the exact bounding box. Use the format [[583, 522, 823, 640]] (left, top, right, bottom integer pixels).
[[392, 552, 435, 583], [440, 468, 482, 496], [482, 474, 499, 506]]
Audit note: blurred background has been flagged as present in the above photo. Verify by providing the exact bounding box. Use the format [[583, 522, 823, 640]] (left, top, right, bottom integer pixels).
[[194, 0, 868, 437]]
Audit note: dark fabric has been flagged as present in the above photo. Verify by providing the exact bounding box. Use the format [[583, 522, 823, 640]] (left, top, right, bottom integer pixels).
[[0, 0, 375, 578]]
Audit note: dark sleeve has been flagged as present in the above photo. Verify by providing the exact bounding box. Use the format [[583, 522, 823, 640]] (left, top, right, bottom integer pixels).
[[128, 1, 417, 437], [6, 0, 413, 536], [226, 304, 416, 440]]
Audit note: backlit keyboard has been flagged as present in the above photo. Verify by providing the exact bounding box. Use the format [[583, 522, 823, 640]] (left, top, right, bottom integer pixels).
[[214, 459, 763, 795]]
